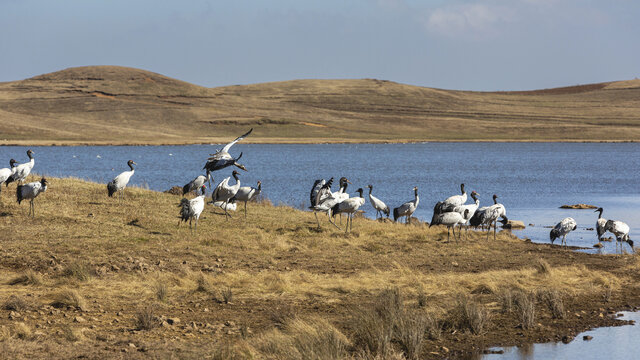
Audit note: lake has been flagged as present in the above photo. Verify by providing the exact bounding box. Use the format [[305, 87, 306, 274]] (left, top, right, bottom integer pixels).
[[480, 311, 640, 360], [2, 143, 638, 253]]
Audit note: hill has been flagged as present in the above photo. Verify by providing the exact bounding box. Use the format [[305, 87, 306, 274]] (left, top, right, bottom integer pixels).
[[1, 66, 640, 144]]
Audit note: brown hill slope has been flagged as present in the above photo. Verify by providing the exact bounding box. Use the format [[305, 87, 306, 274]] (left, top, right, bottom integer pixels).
[[1, 66, 639, 144]]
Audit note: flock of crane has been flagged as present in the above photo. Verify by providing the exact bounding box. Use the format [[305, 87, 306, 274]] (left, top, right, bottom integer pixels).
[[0, 129, 634, 253]]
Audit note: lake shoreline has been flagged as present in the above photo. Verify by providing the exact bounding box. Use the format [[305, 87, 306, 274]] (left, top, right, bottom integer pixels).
[[1, 139, 639, 146]]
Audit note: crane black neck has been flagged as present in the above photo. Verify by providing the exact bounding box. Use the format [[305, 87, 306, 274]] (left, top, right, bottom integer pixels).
[[368, 185, 373, 194], [257, 182, 261, 191], [232, 172, 239, 181], [128, 162, 135, 171], [460, 183, 465, 195]]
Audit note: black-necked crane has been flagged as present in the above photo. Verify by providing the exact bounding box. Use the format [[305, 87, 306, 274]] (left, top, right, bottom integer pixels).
[[107, 160, 136, 201], [469, 194, 507, 240], [17, 177, 48, 217], [5, 150, 35, 186], [178, 184, 206, 233], [203, 128, 252, 173], [331, 188, 365, 233], [212, 170, 241, 220], [550, 217, 577, 248], [431, 183, 467, 224], [231, 180, 261, 218], [450, 191, 480, 239], [595, 207, 607, 242], [393, 186, 419, 224], [430, 209, 469, 243], [183, 171, 212, 195], [604, 219, 634, 254], [309, 177, 341, 229], [367, 184, 389, 219], [212, 199, 237, 212], [0, 159, 17, 202]]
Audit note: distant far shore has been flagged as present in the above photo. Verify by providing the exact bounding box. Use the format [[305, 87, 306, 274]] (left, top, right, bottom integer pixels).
[[1, 139, 638, 147]]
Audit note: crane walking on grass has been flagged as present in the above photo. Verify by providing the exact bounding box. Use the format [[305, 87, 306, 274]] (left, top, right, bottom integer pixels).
[[431, 183, 467, 224], [309, 177, 341, 229], [367, 184, 389, 219], [212, 170, 241, 220], [550, 217, 577, 248], [17, 177, 48, 217], [203, 129, 252, 173], [0, 159, 17, 202], [178, 185, 206, 233], [430, 209, 469, 243], [231, 180, 261, 218], [5, 150, 35, 186], [107, 160, 136, 202], [393, 186, 419, 224], [331, 188, 365, 233]]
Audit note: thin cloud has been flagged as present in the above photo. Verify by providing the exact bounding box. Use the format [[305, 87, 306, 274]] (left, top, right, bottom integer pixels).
[[425, 3, 515, 38]]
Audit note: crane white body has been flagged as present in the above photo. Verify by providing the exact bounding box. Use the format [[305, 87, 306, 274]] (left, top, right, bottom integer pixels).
[[550, 217, 577, 247], [0, 159, 17, 200], [17, 177, 47, 217], [204, 128, 252, 172], [431, 210, 469, 243], [6, 150, 34, 185], [367, 185, 389, 219], [232, 181, 261, 217], [213, 200, 237, 211], [595, 208, 607, 242], [393, 187, 419, 224], [331, 188, 365, 233], [107, 160, 136, 201], [212, 171, 241, 219], [179, 185, 206, 233], [183, 172, 211, 195], [604, 220, 634, 253]]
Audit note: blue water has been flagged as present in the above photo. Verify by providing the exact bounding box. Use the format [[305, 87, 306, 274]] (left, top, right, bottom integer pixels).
[[1, 143, 639, 253], [480, 312, 640, 360]]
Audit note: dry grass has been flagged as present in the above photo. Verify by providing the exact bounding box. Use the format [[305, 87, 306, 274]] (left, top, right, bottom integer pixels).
[[7, 270, 42, 286], [1, 66, 640, 144], [50, 289, 86, 311], [0, 176, 637, 359]]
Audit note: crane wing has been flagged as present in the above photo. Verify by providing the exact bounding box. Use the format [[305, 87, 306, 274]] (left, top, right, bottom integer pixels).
[[221, 128, 253, 153]]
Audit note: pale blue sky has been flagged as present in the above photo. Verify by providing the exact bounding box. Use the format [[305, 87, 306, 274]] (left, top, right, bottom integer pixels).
[[1, 0, 638, 90]]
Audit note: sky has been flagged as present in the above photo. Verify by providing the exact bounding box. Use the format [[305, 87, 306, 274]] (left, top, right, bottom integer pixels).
[[0, 0, 638, 91]]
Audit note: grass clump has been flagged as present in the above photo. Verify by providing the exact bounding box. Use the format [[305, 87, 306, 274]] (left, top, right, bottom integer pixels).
[[136, 305, 158, 330], [351, 288, 430, 360], [445, 295, 491, 335], [62, 261, 92, 282], [154, 281, 168, 302], [195, 273, 212, 293], [514, 291, 536, 329], [50, 289, 87, 311], [221, 286, 233, 304], [538, 288, 565, 319], [535, 259, 551, 275], [3, 295, 30, 311], [8, 270, 43, 286], [253, 316, 350, 360]]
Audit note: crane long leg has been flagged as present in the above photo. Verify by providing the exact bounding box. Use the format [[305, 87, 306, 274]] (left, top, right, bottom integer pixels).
[[244, 201, 247, 218], [327, 212, 341, 230], [314, 212, 321, 228], [493, 220, 497, 240]]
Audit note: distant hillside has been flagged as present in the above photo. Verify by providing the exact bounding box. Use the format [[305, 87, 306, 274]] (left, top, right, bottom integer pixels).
[[1, 65, 639, 144]]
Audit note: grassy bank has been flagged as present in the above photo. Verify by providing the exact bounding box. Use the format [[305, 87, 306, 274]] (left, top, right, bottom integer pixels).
[[0, 176, 639, 359]]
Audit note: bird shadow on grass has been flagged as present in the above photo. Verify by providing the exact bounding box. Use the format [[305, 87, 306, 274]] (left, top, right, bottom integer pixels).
[[148, 231, 172, 236], [0, 211, 12, 217], [126, 218, 145, 229]]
